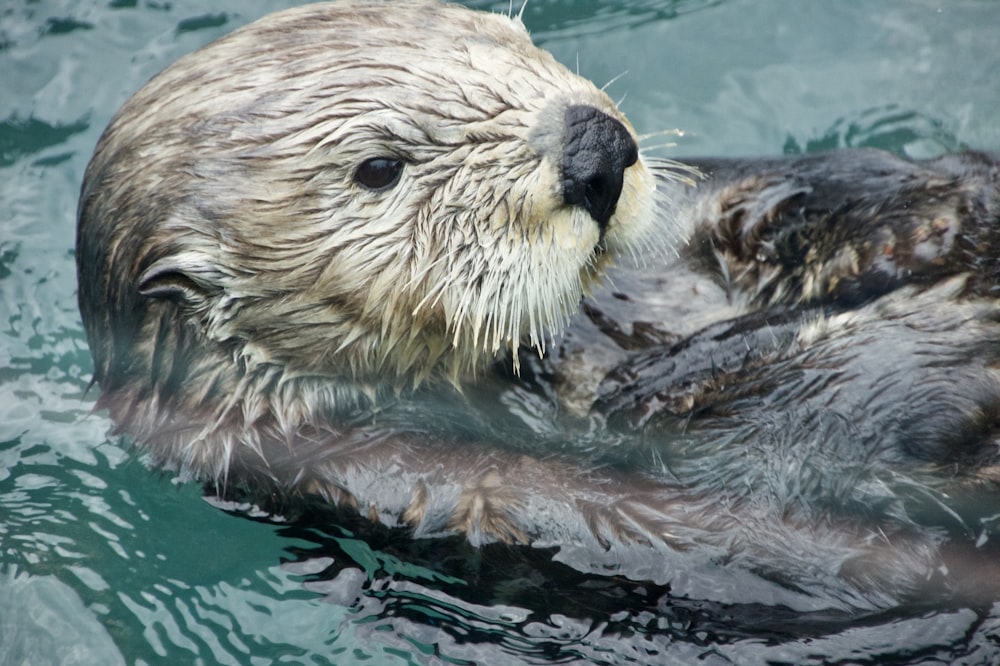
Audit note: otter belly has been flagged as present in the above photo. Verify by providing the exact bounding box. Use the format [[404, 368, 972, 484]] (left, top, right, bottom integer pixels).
[[538, 149, 1000, 608], [75, 0, 1000, 612]]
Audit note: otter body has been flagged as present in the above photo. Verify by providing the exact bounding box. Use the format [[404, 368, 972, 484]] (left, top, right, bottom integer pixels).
[[77, 0, 1000, 611]]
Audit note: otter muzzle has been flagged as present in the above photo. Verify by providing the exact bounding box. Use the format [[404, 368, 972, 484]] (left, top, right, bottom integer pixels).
[[561, 105, 639, 233]]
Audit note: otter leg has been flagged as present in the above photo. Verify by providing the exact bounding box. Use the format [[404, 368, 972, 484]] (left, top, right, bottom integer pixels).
[[663, 149, 1000, 307]]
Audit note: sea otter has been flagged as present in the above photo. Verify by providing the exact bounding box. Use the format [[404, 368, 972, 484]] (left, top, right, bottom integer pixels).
[[77, 0, 1000, 611]]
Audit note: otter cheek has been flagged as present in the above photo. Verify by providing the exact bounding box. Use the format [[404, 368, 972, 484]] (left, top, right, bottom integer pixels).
[[604, 160, 657, 252]]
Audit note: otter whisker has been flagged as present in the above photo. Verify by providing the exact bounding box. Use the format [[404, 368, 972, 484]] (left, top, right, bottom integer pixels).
[[516, 0, 529, 23], [601, 70, 630, 93], [636, 127, 688, 143]]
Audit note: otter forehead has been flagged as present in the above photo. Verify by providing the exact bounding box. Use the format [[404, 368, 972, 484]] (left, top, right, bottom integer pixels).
[[118, 1, 615, 147], [78, 0, 658, 394]]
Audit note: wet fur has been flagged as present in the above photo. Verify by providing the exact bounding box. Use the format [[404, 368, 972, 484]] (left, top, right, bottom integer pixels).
[[78, 0, 661, 479], [77, 1, 1000, 611]]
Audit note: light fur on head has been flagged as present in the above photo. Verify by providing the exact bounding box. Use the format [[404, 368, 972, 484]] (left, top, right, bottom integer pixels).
[[77, 0, 672, 477]]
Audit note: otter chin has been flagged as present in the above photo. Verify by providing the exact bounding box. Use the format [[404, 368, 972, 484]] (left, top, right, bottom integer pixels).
[[78, 0, 1000, 612]]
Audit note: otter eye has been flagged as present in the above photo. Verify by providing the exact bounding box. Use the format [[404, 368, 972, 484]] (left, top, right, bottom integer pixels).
[[354, 157, 403, 191]]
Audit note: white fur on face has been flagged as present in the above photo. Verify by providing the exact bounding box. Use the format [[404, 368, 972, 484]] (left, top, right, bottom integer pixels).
[[87, 0, 664, 394]]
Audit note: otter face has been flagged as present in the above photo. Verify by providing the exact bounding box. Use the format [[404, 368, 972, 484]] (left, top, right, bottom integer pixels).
[[78, 0, 659, 402]]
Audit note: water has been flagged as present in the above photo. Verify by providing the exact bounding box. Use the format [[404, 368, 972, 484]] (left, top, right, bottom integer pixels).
[[3, 0, 1000, 663]]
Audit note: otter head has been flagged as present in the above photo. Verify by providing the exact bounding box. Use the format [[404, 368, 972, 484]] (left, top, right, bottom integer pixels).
[[77, 0, 659, 464]]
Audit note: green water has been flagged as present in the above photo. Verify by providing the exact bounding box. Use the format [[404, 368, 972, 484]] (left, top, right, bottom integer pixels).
[[3, 0, 1000, 663]]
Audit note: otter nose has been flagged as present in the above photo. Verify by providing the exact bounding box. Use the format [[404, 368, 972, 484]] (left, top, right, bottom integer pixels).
[[561, 105, 639, 232]]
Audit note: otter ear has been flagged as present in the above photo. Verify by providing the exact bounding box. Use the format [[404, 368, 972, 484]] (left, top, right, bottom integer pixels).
[[137, 254, 217, 304]]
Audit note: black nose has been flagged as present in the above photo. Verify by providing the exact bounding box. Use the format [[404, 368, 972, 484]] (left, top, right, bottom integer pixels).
[[561, 105, 639, 233]]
